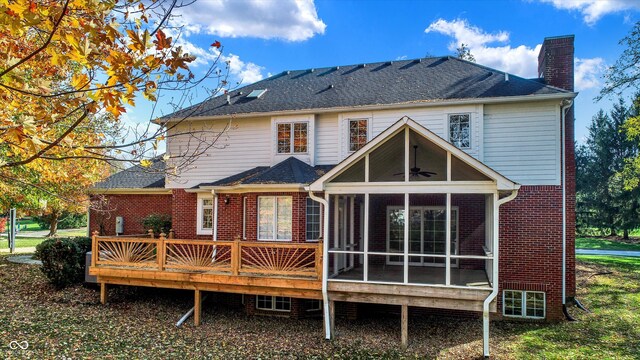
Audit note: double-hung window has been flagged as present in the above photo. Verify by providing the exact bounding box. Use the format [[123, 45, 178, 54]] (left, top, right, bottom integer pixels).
[[306, 198, 322, 241], [258, 196, 292, 241], [277, 122, 308, 154], [448, 113, 471, 149], [348, 119, 368, 152], [503, 290, 545, 319], [197, 197, 214, 234]]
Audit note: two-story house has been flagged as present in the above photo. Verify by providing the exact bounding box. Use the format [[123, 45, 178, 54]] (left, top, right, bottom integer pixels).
[[89, 35, 577, 357]]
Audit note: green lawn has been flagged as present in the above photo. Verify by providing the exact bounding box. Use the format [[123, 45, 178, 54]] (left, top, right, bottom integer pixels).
[[576, 237, 640, 251], [0, 237, 45, 249], [498, 255, 640, 359], [13, 218, 43, 232]]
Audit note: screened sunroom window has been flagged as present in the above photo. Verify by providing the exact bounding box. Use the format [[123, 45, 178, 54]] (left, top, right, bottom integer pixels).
[[449, 114, 470, 149], [258, 196, 292, 241]]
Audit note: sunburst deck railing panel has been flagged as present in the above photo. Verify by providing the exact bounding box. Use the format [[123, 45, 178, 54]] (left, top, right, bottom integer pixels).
[[95, 238, 158, 269], [239, 242, 322, 278], [164, 239, 233, 273], [92, 234, 322, 280]]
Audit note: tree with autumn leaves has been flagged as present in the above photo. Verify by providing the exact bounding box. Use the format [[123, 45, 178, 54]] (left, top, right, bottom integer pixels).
[[0, 0, 228, 233]]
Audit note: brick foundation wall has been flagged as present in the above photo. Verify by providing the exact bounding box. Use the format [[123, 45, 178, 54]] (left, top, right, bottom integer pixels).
[[89, 193, 172, 235]]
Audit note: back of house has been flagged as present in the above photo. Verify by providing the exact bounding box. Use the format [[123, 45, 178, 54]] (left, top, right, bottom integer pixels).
[[89, 35, 577, 357]]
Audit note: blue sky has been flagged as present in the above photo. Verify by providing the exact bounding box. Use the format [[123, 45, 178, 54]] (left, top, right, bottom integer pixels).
[[128, 0, 640, 144]]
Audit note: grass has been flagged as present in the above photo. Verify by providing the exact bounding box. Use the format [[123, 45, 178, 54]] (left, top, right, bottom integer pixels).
[[0, 237, 45, 250], [576, 237, 640, 251], [0, 255, 638, 359]]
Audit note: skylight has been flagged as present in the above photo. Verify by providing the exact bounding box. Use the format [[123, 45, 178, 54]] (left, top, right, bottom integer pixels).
[[247, 89, 267, 98]]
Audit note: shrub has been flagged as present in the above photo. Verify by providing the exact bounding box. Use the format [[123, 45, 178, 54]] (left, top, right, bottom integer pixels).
[[141, 213, 172, 236], [35, 236, 92, 288], [35, 212, 87, 230], [0, 217, 6, 233]]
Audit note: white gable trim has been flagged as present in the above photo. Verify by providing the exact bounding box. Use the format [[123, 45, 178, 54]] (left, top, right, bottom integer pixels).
[[309, 116, 519, 191]]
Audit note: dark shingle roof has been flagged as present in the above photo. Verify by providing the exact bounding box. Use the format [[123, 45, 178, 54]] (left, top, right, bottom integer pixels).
[[168, 57, 571, 119], [92, 158, 165, 189], [196, 157, 335, 188]]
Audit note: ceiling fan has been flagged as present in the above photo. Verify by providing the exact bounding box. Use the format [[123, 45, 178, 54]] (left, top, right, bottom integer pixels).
[[394, 145, 438, 178]]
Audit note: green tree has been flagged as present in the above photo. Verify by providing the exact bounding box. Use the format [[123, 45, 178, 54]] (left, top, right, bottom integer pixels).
[[577, 99, 640, 238]]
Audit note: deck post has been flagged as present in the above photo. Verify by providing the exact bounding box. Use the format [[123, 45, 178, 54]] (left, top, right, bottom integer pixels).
[[158, 232, 166, 271], [401, 304, 408, 349], [91, 230, 98, 268], [100, 282, 108, 304], [315, 241, 323, 279], [328, 300, 335, 339], [194, 289, 202, 326], [148, 229, 154, 239], [231, 240, 240, 275]]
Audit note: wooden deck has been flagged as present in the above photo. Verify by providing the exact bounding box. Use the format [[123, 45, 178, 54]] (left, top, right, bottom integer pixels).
[[89, 233, 323, 300]]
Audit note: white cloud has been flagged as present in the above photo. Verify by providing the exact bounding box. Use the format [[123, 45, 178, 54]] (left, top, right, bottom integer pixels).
[[174, 0, 326, 42], [537, 0, 640, 25], [575, 57, 606, 91], [424, 18, 605, 90]]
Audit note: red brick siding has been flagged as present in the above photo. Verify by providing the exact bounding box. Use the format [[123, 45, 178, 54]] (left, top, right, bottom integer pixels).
[[89, 194, 172, 235]]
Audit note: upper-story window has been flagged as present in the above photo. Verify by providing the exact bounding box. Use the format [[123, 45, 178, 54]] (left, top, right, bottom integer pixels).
[[349, 119, 368, 152], [449, 113, 471, 149], [277, 122, 308, 154]]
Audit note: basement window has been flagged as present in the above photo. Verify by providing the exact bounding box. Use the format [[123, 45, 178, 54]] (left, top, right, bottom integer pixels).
[[503, 290, 545, 319], [306, 299, 322, 312], [256, 296, 291, 312]]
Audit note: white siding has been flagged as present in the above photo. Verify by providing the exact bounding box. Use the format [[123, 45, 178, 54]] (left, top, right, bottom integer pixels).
[[338, 105, 482, 160], [166, 117, 272, 189], [483, 101, 561, 185], [316, 113, 340, 165]]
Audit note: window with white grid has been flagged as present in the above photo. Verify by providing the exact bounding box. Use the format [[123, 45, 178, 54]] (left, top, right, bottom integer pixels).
[[256, 295, 291, 312], [448, 113, 471, 149], [503, 290, 545, 319], [258, 196, 292, 241], [306, 198, 321, 241]]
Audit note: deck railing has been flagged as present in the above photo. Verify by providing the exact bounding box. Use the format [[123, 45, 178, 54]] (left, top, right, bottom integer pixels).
[[91, 232, 323, 280]]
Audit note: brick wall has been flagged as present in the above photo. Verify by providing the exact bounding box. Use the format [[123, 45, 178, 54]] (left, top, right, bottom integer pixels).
[[89, 193, 172, 235], [499, 185, 566, 320]]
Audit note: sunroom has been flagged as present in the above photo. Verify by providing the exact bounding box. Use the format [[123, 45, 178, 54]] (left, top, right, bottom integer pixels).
[[308, 117, 520, 312]]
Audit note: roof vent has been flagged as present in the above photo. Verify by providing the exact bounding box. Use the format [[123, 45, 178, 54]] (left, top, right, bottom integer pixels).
[[360, 64, 366, 68], [246, 89, 267, 99], [285, 70, 291, 75], [414, 58, 422, 64], [504, 73, 509, 82], [310, 68, 315, 73], [336, 66, 340, 70]]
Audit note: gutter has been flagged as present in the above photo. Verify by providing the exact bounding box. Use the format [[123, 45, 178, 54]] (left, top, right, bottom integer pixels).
[[483, 189, 519, 358], [560, 99, 574, 311], [159, 93, 578, 124], [306, 188, 331, 340], [88, 188, 172, 195]]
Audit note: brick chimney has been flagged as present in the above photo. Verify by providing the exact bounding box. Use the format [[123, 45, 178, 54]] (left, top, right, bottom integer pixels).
[[537, 35, 574, 91]]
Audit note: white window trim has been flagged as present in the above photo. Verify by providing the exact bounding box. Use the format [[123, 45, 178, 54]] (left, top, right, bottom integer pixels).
[[256, 295, 291, 312], [196, 193, 214, 235], [502, 290, 546, 319], [276, 121, 310, 155], [347, 118, 370, 153], [271, 115, 315, 166], [448, 113, 472, 150], [257, 196, 293, 242], [339, 113, 372, 160], [306, 197, 323, 242]]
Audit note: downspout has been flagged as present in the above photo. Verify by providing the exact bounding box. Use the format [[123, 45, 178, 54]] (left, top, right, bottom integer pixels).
[[307, 188, 331, 339], [483, 189, 519, 358], [212, 190, 218, 241], [560, 99, 574, 318]]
